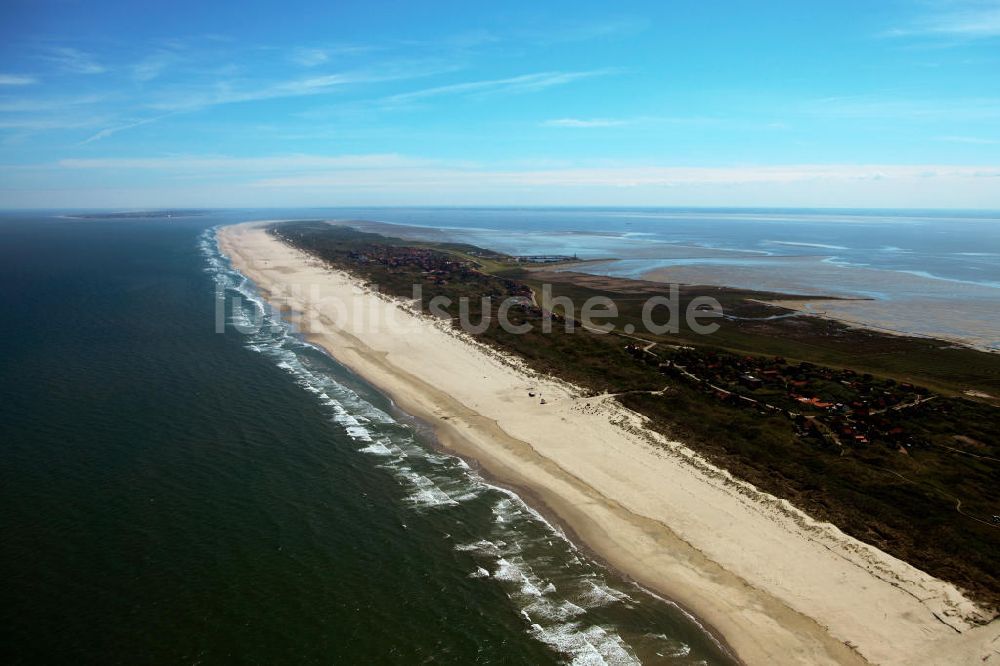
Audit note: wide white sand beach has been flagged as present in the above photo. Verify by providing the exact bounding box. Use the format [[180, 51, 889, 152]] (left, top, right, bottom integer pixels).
[[219, 221, 998, 665]]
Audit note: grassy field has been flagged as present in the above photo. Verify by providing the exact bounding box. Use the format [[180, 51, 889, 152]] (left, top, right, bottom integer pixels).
[[274, 220, 1000, 611]]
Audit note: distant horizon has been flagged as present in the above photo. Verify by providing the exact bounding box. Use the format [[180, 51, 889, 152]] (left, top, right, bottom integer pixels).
[[6, 204, 1000, 214]]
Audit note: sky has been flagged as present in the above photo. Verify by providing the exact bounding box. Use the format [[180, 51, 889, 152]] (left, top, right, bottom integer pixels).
[[1, 0, 999, 209]]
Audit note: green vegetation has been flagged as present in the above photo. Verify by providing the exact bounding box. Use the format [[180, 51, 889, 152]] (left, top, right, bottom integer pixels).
[[274, 220, 1000, 611]]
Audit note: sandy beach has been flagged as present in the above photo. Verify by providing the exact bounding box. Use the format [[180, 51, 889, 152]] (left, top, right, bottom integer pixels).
[[219, 221, 998, 666]]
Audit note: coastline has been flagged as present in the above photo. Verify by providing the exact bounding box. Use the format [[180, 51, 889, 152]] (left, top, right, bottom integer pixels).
[[637, 264, 1000, 354], [219, 221, 997, 665], [754, 298, 1000, 355]]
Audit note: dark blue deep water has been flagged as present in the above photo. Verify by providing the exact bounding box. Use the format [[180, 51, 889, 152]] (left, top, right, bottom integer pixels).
[[0, 212, 735, 665]]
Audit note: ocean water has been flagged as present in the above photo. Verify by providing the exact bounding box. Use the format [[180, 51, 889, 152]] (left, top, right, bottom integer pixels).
[[318, 207, 1000, 290], [0, 211, 735, 665], [317, 207, 1000, 349]]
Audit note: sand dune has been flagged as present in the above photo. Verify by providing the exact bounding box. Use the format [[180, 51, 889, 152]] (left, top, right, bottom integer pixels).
[[219, 221, 998, 665]]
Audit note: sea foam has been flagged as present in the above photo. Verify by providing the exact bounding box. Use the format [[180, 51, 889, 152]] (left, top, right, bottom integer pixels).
[[199, 227, 703, 665]]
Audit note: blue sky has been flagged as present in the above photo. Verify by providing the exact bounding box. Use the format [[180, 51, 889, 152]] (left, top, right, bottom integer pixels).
[[1, 0, 999, 208]]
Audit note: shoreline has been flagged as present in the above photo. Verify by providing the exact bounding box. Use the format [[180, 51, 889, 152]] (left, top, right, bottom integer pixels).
[[754, 298, 1000, 355], [401, 412, 743, 663], [637, 265, 1000, 355], [219, 221, 997, 665]]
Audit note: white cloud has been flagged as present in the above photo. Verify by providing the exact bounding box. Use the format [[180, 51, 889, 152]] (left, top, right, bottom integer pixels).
[[145, 74, 356, 111], [57, 153, 433, 171], [382, 69, 616, 105], [146, 60, 454, 112], [42, 47, 106, 74], [55, 154, 1000, 192], [241, 163, 1000, 209], [80, 114, 176, 144], [0, 74, 37, 86], [245, 162, 1000, 189], [132, 51, 177, 82], [884, 1, 1000, 39], [291, 48, 331, 67], [523, 17, 648, 44], [10, 157, 1000, 207], [544, 118, 629, 127], [0, 116, 108, 130], [143, 67, 602, 115], [0, 94, 105, 113], [290, 44, 375, 67]]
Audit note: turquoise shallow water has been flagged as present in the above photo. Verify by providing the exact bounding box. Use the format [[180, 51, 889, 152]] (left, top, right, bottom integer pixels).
[[0, 212, 735, 665]]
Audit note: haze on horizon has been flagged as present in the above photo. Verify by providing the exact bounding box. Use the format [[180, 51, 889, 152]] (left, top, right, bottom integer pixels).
[[1, 0, 999, 209]]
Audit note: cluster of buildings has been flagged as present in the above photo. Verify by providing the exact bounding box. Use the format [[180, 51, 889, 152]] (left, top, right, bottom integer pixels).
[[347, 245, 535, 302], [347, 245, 474, 281], [625, 343, 934, 451]]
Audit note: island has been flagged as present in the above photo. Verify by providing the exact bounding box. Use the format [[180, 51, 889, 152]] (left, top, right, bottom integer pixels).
[[219, 219, 1000, 665]]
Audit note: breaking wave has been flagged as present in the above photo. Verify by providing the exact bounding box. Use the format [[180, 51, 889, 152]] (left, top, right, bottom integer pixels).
[[200, 227, 732, 665]]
